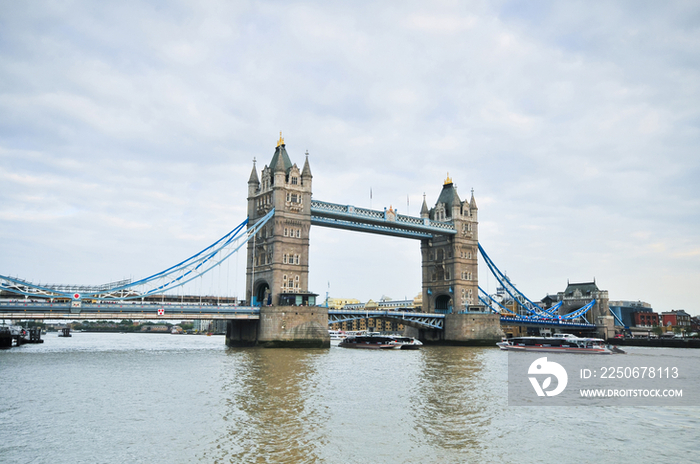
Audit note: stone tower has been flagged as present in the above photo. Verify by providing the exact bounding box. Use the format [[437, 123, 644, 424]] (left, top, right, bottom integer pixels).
[[246, 134, 314, 306], [420, 175, 479, 313]]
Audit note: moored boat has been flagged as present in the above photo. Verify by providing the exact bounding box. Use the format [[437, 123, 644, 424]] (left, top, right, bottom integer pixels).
[[338, 333, 422, 350], [497, 335, 615, 354], [329, 330, 347, 345], [339, 334, 402, 349]]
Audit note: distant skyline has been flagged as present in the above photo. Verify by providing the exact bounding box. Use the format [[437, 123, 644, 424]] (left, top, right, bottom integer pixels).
[[1, 1, 698, 315]]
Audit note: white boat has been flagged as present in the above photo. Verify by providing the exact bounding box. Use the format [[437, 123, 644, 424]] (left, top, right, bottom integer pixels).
[[391, 336, 423, 350], [497, 335, 615, 354], [329, 330, 347, 345]]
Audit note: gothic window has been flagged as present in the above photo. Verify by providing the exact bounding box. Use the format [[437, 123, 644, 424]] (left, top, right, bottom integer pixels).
[[282, 274, 287, 289], [283, 254, 288, 264], [294, 275, 300, 289], [294, 254, 300, 265], [284, 228, 288, 237], [296, 229, 301, 238], [437, 249, 444, 261], [291, 176, 298, 185]]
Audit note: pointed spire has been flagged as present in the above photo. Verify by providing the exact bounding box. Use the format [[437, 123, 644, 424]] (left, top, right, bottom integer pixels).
[[274, 148, 286, 173], [470, 187, 478, 210], [420, 192, 429, 218], [248, 157, 259, 184], [302, 150, 312, 178], [269, 133, 292, 173]]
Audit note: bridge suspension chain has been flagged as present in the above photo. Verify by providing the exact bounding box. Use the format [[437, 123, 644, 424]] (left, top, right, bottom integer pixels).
[[478, 244, 555, 318], [0, 209, 275, 301], [478, 243, 594, 322]]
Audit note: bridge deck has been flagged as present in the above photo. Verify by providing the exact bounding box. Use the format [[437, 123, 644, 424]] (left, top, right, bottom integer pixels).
[[311, 200, 456, 239], [1, 302, 598, 329], [0, 302, 260, 320], [500, 316, 596, 329]]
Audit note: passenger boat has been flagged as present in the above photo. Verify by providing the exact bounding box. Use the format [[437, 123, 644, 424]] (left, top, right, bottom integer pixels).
[[497, 335, 615, 354], [328, 330, 347, 345], [339, 334, 402, 349], [338, 333, 422, 350]]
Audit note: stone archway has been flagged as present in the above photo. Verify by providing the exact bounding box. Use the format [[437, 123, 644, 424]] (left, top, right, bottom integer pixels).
[[435, 294, 452, 313], [255, 282, 270, 306]]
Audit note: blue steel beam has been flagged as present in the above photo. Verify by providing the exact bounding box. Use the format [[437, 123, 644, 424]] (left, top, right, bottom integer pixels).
[[328, 309, 445, 330], [311, 200, 456, 239], [311, 216, 434, 239]]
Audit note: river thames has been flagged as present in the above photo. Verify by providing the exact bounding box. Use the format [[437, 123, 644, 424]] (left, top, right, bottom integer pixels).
[[1, 333, 698, 463]]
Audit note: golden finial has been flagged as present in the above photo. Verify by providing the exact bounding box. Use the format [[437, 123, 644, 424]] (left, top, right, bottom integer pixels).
[[276, 131, 285, 147], [444, 172, 453, 185]]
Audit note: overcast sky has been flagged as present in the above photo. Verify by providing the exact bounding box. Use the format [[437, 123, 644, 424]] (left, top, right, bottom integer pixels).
[[1, 1, 698, 315]]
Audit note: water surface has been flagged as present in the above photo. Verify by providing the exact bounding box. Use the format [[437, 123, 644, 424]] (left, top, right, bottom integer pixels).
[[1, 333, 697, 463]]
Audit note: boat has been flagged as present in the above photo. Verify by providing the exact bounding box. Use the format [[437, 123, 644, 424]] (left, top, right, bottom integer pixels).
[[497, 335, 615, 354], [338, 333, 422, 350], [328, 330, 347, 345], [338, 334, 402, 349], [392, 336, 423, 350], [57, 328, 72, 337]]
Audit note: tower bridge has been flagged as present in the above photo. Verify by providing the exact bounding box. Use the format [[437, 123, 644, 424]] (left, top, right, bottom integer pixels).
[[0, 134, 612, 347]]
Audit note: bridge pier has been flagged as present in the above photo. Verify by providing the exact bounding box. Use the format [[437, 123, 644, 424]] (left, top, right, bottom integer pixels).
[[226, 306, 330, 348], [404, 312, 503, 345], [596, 315, 615, 340], [442, 312, 503, 346], [225, 319, 259, 347]]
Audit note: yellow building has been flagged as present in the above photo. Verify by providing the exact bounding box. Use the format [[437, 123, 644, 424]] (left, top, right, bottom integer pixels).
[[327, 296, 414, 333], [324, 297, 361, 309]]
